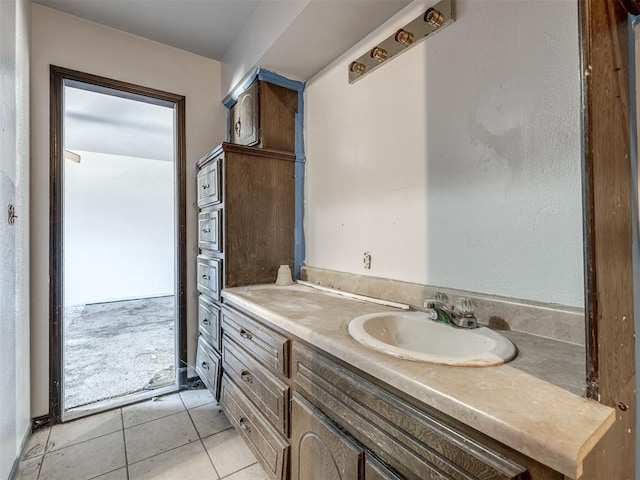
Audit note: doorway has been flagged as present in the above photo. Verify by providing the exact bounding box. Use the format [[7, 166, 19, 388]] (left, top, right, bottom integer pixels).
[[50, 66, 187, 422]]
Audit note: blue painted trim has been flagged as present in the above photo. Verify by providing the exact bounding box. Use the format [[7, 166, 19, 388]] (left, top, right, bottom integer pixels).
[[627, 13, 640, 472], [222, 66, 259, 109], [294, 86, 306, 278], [257, 69, 305, 93], [222, 68, 306, 278]]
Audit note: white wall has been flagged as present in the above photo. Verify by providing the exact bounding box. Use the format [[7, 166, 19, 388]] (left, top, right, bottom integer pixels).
[[64, 152, 174, 305], [305, 0, 583, 308], [31, 4, 226, 417], [0, 0, 30, 476]]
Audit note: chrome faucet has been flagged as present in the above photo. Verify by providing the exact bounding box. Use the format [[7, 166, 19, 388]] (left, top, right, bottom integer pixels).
[[423, 293, 478, 329]]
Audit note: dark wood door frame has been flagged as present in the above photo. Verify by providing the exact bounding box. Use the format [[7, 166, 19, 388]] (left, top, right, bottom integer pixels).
[[49, 65, 187, 423], [581, 1, 636, 477]]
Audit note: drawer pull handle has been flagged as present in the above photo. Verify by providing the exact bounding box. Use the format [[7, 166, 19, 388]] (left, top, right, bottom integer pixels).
[[202, 274, 210, 280], [240, 370, 253, 384], [201, 361, 210, 371], [239, 328, 253, 340], [239, 416, 251, 433], [235, 120, 241, 136], [202, 227, 211, 233], [202, 183, 210, 190], [202, 318, 211, 326]]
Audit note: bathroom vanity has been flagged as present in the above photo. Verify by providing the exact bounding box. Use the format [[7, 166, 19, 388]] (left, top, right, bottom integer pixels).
[[212, 283, 613, 480]]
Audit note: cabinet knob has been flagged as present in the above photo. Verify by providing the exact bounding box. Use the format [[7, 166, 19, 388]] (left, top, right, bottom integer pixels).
[[202, 318, 211, 326], [239, 328, 253, 340], [202, 183, 210, 190], [202, 227, 211, 234], [240, 370, 253, 384], [239, 416, 251, 433], [201, 361, 209, 371], [234, 120, 241, 136], [202, 274, 210, 280]]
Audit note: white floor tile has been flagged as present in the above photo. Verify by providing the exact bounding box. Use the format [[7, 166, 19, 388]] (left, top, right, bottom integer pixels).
[[16, 455, 43, 480], [46, 409, 122, 453], [179, 388, 214, 410], [223, 463, 267, 480], [128, 440, 219, 480], [22, 427, 50, 459], [122, 393, 185, 428], [39, 431, 126, 480], [203, 428, 257, 478], [93, 468, 128, 479], [124, 411, 199, 464], [188, 402, 231, 438]]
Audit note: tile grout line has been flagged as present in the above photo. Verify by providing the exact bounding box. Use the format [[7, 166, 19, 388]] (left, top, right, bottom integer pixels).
[[35, 427, 52, 480], [220, 462, 259, 479], [43, 426, 123, 456], [120, 408, 130, 480], [181, 392, 222, 479]]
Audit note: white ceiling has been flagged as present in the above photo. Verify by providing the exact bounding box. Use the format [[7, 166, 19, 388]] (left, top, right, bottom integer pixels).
[[32, 0, 412, 80], [33, 0, 263, 60]]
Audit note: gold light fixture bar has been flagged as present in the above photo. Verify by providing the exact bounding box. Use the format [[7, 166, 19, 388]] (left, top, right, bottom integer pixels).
[[348, 0, 455, 84]]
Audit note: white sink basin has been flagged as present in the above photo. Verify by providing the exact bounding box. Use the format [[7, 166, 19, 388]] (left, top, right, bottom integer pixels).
[[348, 311, 516, 366]]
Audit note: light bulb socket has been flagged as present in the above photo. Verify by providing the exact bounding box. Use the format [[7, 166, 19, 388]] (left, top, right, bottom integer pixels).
[[349, 61, 366, 75], [424, 8, 444, 27], [394, 29, 415, 47], [370, 47, 389, 62]]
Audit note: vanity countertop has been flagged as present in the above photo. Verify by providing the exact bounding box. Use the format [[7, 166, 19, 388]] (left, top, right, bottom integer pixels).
[[221, 283, 614, 479]]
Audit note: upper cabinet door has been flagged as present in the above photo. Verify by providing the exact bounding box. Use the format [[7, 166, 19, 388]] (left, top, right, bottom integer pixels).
[[231, 82, 259, 146]]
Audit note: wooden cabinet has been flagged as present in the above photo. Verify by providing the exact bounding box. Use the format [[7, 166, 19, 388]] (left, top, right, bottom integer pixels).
[[229, 81, 298, 152], [219, 301, 564, 480], [291, 395, 364, 480], [220, 304, 291, 480], [195, 143, 295, 400]]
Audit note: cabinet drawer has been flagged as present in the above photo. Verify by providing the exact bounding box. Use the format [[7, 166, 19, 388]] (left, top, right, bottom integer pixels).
[[220, 376, 289, 480], [197, 256, 222, 301], [293, 344, 527, 480], [222, 336, 289, 435], [198, 209, 222, 253], [197, 158, 221, 208], [196, 336, 221, 399], [221, 306, 289, 378], [198, 296, 221, 351]]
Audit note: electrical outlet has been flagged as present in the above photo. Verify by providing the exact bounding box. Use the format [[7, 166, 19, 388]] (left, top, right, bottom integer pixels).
[[363, 251, 372, 270]]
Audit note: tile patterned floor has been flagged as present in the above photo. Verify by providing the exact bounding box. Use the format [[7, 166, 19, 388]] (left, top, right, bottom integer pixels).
[[16, 391, 267, 480]]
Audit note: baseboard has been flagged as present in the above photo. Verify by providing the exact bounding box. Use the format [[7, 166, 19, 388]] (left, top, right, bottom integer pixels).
[[9, 420, 34, 480]]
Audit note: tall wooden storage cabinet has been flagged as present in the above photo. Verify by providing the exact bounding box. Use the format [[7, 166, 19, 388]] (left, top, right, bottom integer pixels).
[[195, 143, 295, 399]]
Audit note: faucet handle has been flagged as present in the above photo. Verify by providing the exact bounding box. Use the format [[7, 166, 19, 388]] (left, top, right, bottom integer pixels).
[[454, 297, 475, 317], [433, 292, 449, 304]]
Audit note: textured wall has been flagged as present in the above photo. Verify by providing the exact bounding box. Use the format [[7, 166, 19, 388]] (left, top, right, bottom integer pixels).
[[305, 0, 583, 307], [64, 152, 175, 305], [31, 4, 226, 417], [0, 0, 31, 475]]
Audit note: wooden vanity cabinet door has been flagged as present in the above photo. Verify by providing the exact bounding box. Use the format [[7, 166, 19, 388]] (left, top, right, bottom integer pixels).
[[291, 394, 364, 480], [231, 83, 259, 146]]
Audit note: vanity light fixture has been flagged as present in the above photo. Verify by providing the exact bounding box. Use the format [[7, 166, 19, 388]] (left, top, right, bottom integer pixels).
[[394, 29, 415, 47], [424, 7, 445, 27], [348, 0, 455, 84], [349, 61, 366, 76], [370, 46, 389, 62]]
